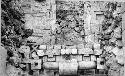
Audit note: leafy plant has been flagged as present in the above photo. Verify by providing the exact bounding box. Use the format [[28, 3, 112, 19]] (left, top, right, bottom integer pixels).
[[1, 0, 33, 48]]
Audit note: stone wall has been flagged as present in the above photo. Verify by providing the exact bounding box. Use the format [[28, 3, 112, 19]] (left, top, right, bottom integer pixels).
[[22, 0, 56, 44]]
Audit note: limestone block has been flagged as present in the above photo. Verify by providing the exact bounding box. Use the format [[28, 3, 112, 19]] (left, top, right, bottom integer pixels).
[[52, 49, 61, 55], [31, 59, 42, 69], [77, 55, 83, 62], [19, 46, 30, 59], [47, 56, 56, 62], [116, 55, 124, 65], [70, 55, 82, 62], [32, 52, 39, 59], [91, 55, 97, 61], [19, 46, 30, 53], [94, 49, 102, 55], [82, 56, 90, 61], [59, 62, 78, 75], [116, 48, 124, 65], [78, 48, 93, 55], [46, 49, 60, 57], [77, 44, 85, 49], [61, 49, 66, 55], [84, 43, 93, 49], [47, 45, 54, 50], [61, 49, 77, 54], [97, 58, 106, 69], [37, 50, 45, 56], [66, 45, 77, 49], [56, 56, 65, 62], [78, 61, 96, 69], [93, 43, 100, 49], [43, 56, 48, 62], [54, 45, 62, 50], [43, 62, 59, 70], [71, 49, 78, 54], [39, 45, 47, 50], [45, 50, 53, 57]]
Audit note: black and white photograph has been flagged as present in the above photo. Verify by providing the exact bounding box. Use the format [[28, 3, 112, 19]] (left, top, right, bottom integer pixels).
[[1, 0, 125, 76]]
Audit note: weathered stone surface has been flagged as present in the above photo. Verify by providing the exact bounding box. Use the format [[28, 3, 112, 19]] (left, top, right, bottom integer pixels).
[[122, 30, 125, 46], [59, 62, 78, 75], [47, 56, 56, 62], [0, 46, 7, 76], [54, 45, 62, 49], [82, 56, 90, 61], [39, 45, 47, 50], [78, 48, 93, 55], [93, 43, 100, 50], [37, 50, 45, 56], [61, 49, 77, 54], [31, 59, 42, 69], [94, 49, 102, 55], [27, 36, 51, 44], [97, 58, 106, 69]]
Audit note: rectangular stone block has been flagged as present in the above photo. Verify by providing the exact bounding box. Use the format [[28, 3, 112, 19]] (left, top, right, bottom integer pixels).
[[83, 55, 91, 61], [70, 55, 82, 62], [37, 50, 45, 56], [77, 44, 85, 49], [94, 49, 103, 55], [52, 49, 61, 55], [47, 45, 54, 50], [93, 43, 100, 49], [61, 49, 77, 54], [47, 56, 56, 62], [56, 56, 65, 62], [43, 56, 48, 62], [54, 45, 62, 49], [31, 59, 41, 70], [66, 45, 77, 49], [78, 48, 93, 55], [39, 45, 47, 50]]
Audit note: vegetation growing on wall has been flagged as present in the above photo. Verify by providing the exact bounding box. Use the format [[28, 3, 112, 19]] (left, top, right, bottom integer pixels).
[[1, 0, 33, 48]]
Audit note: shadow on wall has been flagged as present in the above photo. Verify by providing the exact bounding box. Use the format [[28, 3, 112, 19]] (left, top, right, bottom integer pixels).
[[35, 0, 46, 2]]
